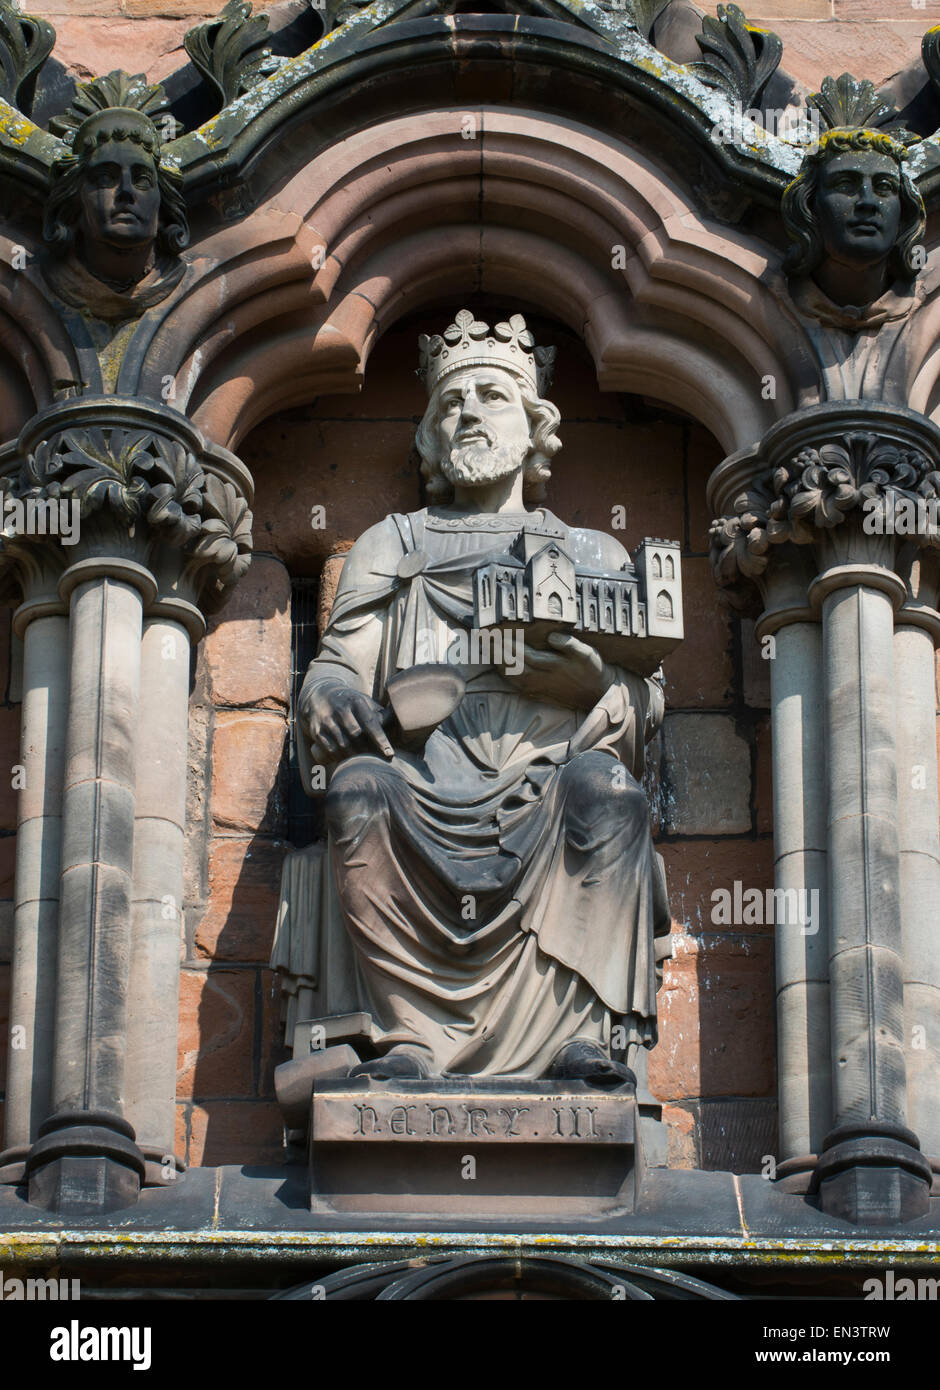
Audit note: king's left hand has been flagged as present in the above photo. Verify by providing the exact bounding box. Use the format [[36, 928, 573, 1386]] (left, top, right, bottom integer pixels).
[[501, 632, 615, 709]]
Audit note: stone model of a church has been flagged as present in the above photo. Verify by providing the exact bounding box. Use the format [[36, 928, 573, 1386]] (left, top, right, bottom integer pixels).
[[473, 524, 683, 675]]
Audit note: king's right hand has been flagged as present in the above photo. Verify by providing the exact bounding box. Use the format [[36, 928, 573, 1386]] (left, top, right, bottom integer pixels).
[[299, 682, 394, 760]]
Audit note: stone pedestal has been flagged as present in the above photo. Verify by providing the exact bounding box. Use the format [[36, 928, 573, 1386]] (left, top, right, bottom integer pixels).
[[309, 1078, 644, 1221]]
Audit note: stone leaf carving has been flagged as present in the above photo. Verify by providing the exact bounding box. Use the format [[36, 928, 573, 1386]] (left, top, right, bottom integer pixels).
[[184, 0, 281, 111], [691, 3, 782, 110], [805, 71, 911, 142], [49, 69, 178, 143], [631, 0, 671, 42], [807, 73, 892, 132], [185, 471, 253, 589], [923, 27, 940, 107], [710, 432, 940, 582], [7, 428, 252, 588], [0, 0, 55, 116]]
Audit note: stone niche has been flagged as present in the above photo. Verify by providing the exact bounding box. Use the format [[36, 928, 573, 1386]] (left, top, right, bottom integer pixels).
[[0, 0, 938, 1307]]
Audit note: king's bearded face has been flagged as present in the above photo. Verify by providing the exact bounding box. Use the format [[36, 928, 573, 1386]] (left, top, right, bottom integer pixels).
[[434, 368, 533, 488]]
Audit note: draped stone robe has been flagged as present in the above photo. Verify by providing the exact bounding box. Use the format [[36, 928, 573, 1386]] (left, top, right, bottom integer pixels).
[[297, 505, 671, 1078]]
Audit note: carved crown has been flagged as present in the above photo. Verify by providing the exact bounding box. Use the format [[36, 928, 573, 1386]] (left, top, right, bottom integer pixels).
[[418, 310, 556, 397]]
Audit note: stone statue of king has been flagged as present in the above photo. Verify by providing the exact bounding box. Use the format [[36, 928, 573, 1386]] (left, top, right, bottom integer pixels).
[[295, 310, 672, 1087]]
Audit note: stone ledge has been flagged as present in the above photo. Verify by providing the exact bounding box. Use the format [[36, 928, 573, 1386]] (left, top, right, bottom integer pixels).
[[0, 1165, 937, 1256]]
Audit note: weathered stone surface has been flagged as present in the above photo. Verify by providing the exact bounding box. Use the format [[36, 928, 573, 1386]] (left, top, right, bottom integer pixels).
[[687, 425, 723, 554], [754, 716, 773, 835], [181, 1100, 285, 1167], [248, 418, 421, 569], [661, 713, 751, 835], [259, 966, 288, 1100], [310, 1079, 641, 1217], [317, 544, 354, 633], [204, 556, 292, 711], [0, 960, 8, 1092], [48, 16, 207, 84], [661, 557, 733, 709], [548, 419, 686, 555], [210, 711, 287, 834], [662, 1102, 697, 1169], [196, 838, 288, 962], [741, 618, 772, 709], [0, 707, 21, 833], [750, 1, 832, 16], [657, 837, 774, 935], [698, 1098, 778, 1175], [832, 0, 940, 18], [0, 836, 14, 901], [0, 901, 11, 963], [0, 606, 12, 704], [649, 932, 775, 1101], [755, 19, 924, 89], [177, 967, 256, 1099]]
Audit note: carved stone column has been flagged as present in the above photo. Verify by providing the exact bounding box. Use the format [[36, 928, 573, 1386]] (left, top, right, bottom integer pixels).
[[758, 550, 829, 1180], [0, 398, 252, 1212], [0, 545, 68, 1183], [710, 402, 938, 1223], [893, 547, 940, 1169]]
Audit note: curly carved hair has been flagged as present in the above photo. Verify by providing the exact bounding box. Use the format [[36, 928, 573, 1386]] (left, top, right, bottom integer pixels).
[[781, 129, 925, 282], [43, 118, 189, 256], [415, 377, 562, 504]]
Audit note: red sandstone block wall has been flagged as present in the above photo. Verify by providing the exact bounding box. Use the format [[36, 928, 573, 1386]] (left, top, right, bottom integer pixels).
[[175, 558, 294, 1166], [30, 0, 932, 92], [748, 2, 937, 89]]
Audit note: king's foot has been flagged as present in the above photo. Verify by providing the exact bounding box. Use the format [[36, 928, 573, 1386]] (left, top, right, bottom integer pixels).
[[548, 1041, 636, 1090], [348, 1048, 431, 1081]]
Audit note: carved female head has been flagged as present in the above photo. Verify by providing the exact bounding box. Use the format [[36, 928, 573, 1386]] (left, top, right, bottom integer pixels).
[[782, 129, 925, 288], [43, 108, 189, 262]]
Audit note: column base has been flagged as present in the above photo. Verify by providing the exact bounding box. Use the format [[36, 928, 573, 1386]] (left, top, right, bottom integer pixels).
[[773, 1154, 817, 1195], [24, 1110, 146, 1215], [140, 1146, 186, 1188], [0, 1145, 28, 1185], [810, 1123, 933, 1225]]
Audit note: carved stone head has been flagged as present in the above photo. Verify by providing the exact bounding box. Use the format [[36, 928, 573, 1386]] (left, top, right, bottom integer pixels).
[[415, 311, 561, 504], [43, 103, 188, 285], [782, 129, 925, 306]]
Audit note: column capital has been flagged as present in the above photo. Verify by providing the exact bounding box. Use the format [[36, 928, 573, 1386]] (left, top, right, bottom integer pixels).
[[708, 402, 940, 611], [0, 396, 254, 622]]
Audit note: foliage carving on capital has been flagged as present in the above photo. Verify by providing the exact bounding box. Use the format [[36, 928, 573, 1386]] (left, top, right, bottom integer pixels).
[[2, 425, 252, 597], [709, 432, 940, 586]]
